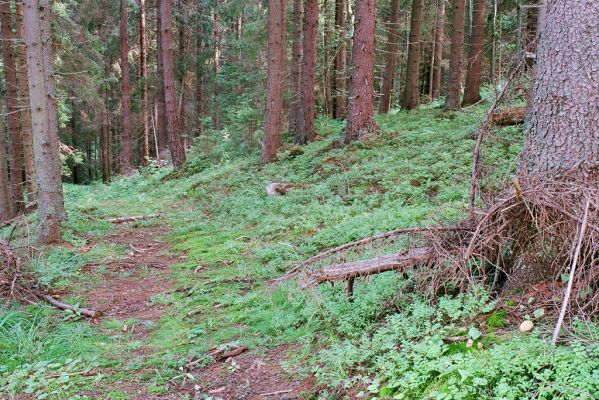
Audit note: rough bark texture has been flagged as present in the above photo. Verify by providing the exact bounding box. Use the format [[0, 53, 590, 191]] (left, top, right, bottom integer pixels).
[[333, 0, 347, 118], [262, 0, 285, 164], [14, 0, 35, 201], [322, 0, 333, 116], [520, 0, 599, 175], [379, 0, 401, 113], [139, 0, 149, 165], [1, 2, 24, 212], [159, 0, 186, 167], [120, 0, 133, 174], [101, 88, 110, 183], [431, 0, 445, 100], [462, 0, 486, 106], [296, 0, 318, 144], [155, 0, 168, 161], [401, 0, 425, 110], [342, 0, 378, 144], [444, 0, 465, 110], [24, 0, 65, 244], [0, 105, 12, 221], [212, 10, 221, 129], [288, 0, 302, 138]]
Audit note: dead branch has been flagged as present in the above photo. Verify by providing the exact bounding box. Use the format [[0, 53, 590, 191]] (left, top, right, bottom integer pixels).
[[38, 293, 100, 318], [210, 345, 248, 361], [107, 214, 160, 223]]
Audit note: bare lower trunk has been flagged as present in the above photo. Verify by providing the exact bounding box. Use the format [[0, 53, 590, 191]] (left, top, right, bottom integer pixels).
[[159, 0, 186, 167], [322, 0, 333, 116], [14, 0, 35, 202], [444, 0, 465, 110], [333, 0, 347, 119], [378, 0, 401, 113], [431, 0, 445, 100], [24, 0, 65, 244], [296, 0, 318, 144], [288, 0, 302, 138], [462, 0, 485, 106], [120, 0, 133, 173], [1, 2, 24, 212], [155, 0, 168, 161], [212, 10, 221, 130], [342, 0, 378, 143], [139, 0, 149, 165], [262, 0, 285, 164], [101, 89, 110, 183], [0, 106, 12, 221], [401, 0, 425, 110], [520, 0, 599, 176]]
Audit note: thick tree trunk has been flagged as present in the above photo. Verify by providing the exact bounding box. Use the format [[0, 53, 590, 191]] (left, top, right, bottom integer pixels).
[[0, 106, 12, 221], [378, 0, 401, 113], [155, 0, 168, 161], [333, 0, 347, 119], [431, 0, 445, 100], [401, 0, 425, 110], [322, 0, 333, 116], [101, 89, 110, 184], [462, 0, 485, 106], [24, 0, 65, 244], [1, 2, 24, 213], [288, 0, 302, 138], [262, 0, 285, 164], [159, 0, 186, 167], [14, 0, 35, 202], [342, 0, 378, 144], [296, 0, 318, 144], [120, 0, 133, 173], [444, 0, 465, 110], [177, 26, 188, 148], [520, 0, 599, 176], [139, 0, 149, 165]]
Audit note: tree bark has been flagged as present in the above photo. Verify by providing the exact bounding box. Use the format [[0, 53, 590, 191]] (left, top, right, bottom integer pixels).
[[119, 0, 133, 174], [288, 0, 302, 138], [212, 10, 221, 129], [262, 0, 285, 164], [379, 0, 401, 113], [520, 0, 599, 176], [139, 0, 150, 165], [14, 0, 35, 202], [0, 2, 24, 212], [461, 0, 485, 106], [0, 102, 12, 221], [444, 0, 465, 110], [342, 0, 378, 144], [296, 0, 318, 144], [101, 88, 110, 183], [155, 0, 168, 161], [431, 0, 445, 100], [322, 0, 333, 116], [401, 0, 425, 110], [23, 0, 65, 244], [71, 104, 80, 184], [159, 0, 186, 167], [333, 0, 347, 118]]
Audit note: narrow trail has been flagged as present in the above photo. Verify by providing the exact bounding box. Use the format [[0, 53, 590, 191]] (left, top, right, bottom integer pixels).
[[75, 223, 315, 399]]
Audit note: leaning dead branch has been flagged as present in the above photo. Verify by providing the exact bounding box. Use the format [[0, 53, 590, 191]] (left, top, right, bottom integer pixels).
[[38, 293, 100, 318], [107, 214, 160, 223]]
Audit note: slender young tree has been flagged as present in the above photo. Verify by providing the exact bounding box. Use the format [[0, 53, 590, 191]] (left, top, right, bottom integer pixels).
[[23, 0, 65, 243], [159, 0, 186, 166], [288, 0, 303, 137], [101, 87, 111, 183], [262, 0, 285, 163], [444, 0, 465, 110], [343, 0, 377, 143], [155, 0, 168, 161], [14, 0, 35, 201], [0, 2, 24, 212], [520, 0, 599, 175], [120, 0, 133, 173], [296, 0, 318, 144], [333, 0, 347, 118], [462, 0, 485, 105], [139, 0, 150, 164], [379, 0, 401, 113], [0, 107, 12, 221], [401, 0, 425, 110], [322, 0, 333, 116], [431, 0, 446, 100]]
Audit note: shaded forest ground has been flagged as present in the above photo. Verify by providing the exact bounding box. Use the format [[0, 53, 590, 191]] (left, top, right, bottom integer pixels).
[[1, 100, 597, 399]]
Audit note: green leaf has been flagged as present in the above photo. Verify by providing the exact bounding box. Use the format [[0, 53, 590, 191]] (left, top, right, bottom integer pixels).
[[468, 327, 482, 340]]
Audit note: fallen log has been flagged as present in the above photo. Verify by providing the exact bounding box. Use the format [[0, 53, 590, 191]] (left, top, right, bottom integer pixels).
[[38, 293, 100, 318], [300, 247, 431, 288], [107, 214, 160, 224], [491, 107, 526, 126]]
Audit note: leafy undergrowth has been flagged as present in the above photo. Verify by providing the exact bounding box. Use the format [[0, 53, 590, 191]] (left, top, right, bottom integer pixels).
[[2, 103, 598, 399]]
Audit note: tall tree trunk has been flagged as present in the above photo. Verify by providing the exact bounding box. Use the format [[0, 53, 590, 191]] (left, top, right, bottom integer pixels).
[[71, 106, 80, 184], [14, 0, 35, 202], [379, 0, 401, 113], [0, 2, 24, 213], [520, 0, 599, 176], [159, 0, 186, 167], [288, 0, 302, 137], [139, 0, 150, 165], [24, 0, 65, 244], [296, 0, 318, 144], [342, 0, 377, 143], [333, 0, 347, 118], [262, 0, 285, 163], [120, 0, 133, 173], [0, 103, 13, 221], [461, 0, 485, 106], [212, 10, 221, 129], [195, 34, 205, 137], [101, 88, 110, 183], [178, 25, 188, 147], [322, 0, 333, 116], [444, 0, 466, 110], [431, 0, 445, 99], [401, 0, 425, 110], [155, 0, 168, 161]]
